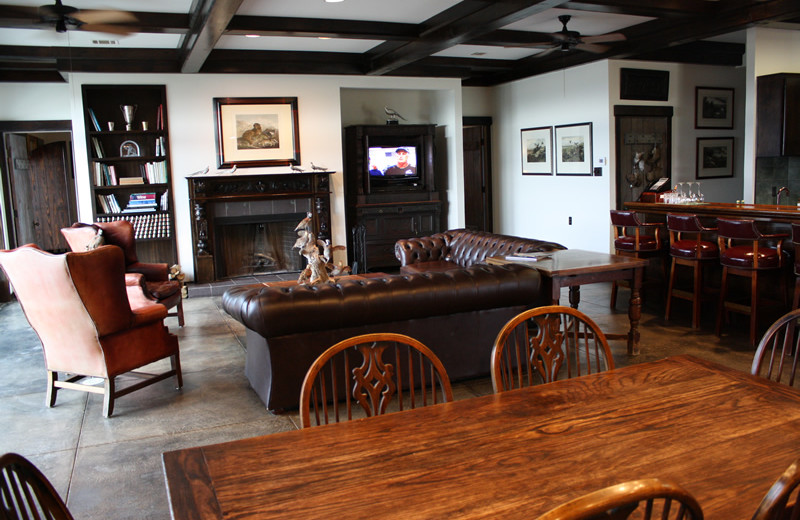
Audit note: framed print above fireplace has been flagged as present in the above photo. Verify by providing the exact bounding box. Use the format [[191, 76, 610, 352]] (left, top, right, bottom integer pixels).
[[521, 126, 552, 175], [555, 122, 592, 176], [214, 97, 300, 168]]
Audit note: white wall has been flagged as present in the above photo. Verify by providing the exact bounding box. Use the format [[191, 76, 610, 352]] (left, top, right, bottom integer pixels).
[[0, 73, 461, 280], [490, 61, 612, 253], [608, 60, 746, 205]]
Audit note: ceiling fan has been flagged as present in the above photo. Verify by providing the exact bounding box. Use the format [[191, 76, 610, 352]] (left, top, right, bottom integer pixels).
[[6, 0, 137, 35], [517, 15, 627, 58]]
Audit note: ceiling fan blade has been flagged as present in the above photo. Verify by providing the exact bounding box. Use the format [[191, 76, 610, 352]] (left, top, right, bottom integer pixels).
[[581, 32, 626, 44], [503, 41, 558, 49], [533, 46, 560, 58], [574, 42, 610, 54], [78, 22, 136, 35], [72, 9, 137, 25]]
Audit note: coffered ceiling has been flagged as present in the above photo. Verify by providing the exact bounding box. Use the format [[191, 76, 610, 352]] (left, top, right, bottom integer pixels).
[[0, 0, 798, 86]]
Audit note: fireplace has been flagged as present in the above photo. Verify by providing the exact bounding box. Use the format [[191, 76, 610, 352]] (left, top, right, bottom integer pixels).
[[187, 172, 332, 283]]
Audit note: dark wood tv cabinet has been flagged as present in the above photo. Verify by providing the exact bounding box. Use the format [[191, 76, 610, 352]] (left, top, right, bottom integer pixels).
[[343, 124, 442, 272]]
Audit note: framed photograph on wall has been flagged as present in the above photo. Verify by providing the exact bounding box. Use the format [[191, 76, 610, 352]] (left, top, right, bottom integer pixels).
[[213, 97, 300, 168], [696, 137, 734, 179], [555, 122, 592, 176], [520, 126, 552, 175], [695, 87, 734, 129]]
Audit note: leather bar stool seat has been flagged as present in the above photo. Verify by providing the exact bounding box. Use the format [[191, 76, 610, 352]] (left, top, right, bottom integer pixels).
[[716, 218, 788, 346], [664, 214, 718, 329], [610, 210, 666, 308]]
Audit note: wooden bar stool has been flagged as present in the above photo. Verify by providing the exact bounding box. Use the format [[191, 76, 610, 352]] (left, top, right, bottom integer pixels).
[[716, 218, 789, 346], [610, 210, 665, 308], [664, 214, 718, 329]]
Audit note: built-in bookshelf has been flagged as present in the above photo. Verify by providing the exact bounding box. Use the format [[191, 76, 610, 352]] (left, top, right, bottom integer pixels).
[[81, 84, 177, 264]]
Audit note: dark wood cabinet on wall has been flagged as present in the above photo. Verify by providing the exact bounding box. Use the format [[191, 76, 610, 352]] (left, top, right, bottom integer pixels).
[[757, 73, 800, 157], [81, 84, 177, 264], [344, 124, 442, 272]]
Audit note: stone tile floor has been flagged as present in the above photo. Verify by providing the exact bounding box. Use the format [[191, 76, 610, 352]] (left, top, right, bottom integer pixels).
[[0, 279, 763, 519]]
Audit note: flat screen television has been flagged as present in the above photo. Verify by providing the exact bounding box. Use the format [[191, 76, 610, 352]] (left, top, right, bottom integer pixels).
[[367, 145, 420, 186]]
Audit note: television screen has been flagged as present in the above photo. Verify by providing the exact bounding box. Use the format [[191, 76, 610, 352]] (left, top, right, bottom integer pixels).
[[368, 146, 418, 178]]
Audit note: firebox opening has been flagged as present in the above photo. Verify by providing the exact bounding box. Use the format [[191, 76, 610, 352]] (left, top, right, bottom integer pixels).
[[214, 213, 306, 279]]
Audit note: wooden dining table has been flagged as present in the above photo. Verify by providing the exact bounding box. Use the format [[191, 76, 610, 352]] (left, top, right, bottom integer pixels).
[[163, 355, 800, 520]]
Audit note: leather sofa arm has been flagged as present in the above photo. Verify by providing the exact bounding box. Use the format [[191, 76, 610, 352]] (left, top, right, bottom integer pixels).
[[395, 234, 449, 266]]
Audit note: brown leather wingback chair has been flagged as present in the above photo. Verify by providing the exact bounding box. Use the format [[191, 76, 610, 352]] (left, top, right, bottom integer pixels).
[[0, 244, 182, 417], [61, 221, 184, 326]]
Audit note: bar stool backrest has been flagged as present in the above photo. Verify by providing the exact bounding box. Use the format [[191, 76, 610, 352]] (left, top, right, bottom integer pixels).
[[717, 218, 763, 241], [667, 214, 706, 233]]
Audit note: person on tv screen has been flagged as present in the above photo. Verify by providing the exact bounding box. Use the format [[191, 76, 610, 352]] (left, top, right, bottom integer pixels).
[[369, 164, 383, 176], [384, 148, 417, 176]]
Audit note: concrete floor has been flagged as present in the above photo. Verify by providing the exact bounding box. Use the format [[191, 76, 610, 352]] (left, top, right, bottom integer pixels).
[[0, 279, 764, 519]]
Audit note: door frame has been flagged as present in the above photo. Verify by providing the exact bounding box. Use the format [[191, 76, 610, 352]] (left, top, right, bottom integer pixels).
[[0, 120, 73, 250]]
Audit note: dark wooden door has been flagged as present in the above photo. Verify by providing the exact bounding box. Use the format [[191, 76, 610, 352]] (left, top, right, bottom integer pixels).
[[463, 121, 493, 232], [6, 135, 76, 250], [614, 106, 673, 209]]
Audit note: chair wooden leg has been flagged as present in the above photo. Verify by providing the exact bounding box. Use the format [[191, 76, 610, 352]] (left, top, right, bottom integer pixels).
[[46, 371, 58, 407], [664, 258, 677, 321], [750, 273, 759, 347], [177, 299, 185, 327], [716, 267, 728, 336], [692, 261, 703, 329], [103, 377, 115, 418], [794, 277, 800, 310], [172, 353, 183, 389]]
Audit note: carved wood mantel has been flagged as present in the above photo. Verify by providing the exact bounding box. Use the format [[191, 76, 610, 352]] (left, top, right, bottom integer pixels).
[[187, 171, 332, 283]]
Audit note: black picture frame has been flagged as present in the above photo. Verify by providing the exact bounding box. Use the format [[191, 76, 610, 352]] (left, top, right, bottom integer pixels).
[[620, 68, 670, 101], [695, 87, 734, 129], [696, 137, 734, 179], [554, 122, 593, 176], [213, 97, 300, 168], [521, 126, 553, 175]]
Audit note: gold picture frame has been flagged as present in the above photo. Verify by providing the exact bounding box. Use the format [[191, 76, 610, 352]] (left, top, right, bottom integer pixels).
[[213, 97, 300, 168]]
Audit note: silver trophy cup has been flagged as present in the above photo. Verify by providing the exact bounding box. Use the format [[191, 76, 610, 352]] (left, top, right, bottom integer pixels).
[[120, 105, 137, 131]]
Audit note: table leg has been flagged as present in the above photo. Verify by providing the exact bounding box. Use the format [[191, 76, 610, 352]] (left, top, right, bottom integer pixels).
[[628, 267, 644, 356], [569, 286, 580, 309]]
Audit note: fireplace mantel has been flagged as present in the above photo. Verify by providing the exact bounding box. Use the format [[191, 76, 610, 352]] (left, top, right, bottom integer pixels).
[[187, 171, 332, 283]]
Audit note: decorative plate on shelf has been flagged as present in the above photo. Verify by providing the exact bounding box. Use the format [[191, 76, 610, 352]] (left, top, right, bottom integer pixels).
[[120, 140, 140, 157]]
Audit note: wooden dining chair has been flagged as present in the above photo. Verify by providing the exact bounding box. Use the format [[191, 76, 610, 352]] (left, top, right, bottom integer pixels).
[[536, 478, 704, 520], [0, 452, 75, 520], [751, 308, 800, 389], [491, 305, 614, 393], [752, 458, 800, 520], [299, 333, 453, 428]]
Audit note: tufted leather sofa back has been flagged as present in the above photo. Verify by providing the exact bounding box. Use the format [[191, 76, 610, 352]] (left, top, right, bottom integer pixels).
[[395, 228, 565, 267]]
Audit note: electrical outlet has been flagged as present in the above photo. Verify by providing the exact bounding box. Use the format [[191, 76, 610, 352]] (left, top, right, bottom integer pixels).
[[569, 216, 573, 225]]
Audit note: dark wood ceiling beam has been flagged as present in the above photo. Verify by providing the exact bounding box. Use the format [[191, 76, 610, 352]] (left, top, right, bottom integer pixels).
[[225, 16, 417, 41], [629, 41, 745, 66], [181, 0, 245, 73], [560, 0, 716, 18], [367, 0, 571, 76], [200, 49, 366, 75]]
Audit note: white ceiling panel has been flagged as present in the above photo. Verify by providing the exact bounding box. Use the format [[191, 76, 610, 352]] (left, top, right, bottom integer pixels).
[[216, 34, 382, 53], [237, 0, 462, 23], [0, 27, 181, 47], [434, 44, 541, 61], [504, 8, 654, 35]]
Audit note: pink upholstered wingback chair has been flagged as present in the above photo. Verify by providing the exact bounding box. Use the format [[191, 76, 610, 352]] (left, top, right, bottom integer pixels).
[[61, 221, 184, 326], [0, 244, 182, 417]]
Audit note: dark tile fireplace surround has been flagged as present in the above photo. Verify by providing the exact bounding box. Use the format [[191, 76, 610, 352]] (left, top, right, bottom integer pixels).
[[187, 172, 332, 289]]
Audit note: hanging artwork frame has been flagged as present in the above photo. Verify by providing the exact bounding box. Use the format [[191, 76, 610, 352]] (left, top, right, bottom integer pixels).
[[521, 126, 553, 175], [555, 122, 592, 176]]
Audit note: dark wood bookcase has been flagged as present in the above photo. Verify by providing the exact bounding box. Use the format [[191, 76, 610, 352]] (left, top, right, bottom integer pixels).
[[81, 84, 177, 264]]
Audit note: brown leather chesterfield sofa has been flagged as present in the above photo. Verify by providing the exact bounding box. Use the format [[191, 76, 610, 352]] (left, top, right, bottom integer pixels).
[[395, 228, 566, 273], [222, 264, 544, 412]]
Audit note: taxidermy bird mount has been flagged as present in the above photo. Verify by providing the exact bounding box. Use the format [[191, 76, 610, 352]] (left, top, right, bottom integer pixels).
[[384, 106, 406, 125]]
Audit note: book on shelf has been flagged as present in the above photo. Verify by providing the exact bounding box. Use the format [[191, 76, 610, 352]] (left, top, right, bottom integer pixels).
[[119, 177, 145, 185], [141, 161, 167, 184], [108, 165, 117, 186], [156, 104, 163, 130], [160, 189, 169, 211], [97, 193, 120, 214], [87, 108, 101, 131], [91, 137, 104, 158]]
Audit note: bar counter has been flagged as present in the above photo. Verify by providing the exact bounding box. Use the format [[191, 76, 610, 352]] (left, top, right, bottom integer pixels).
[[625, 201, 800, 225]]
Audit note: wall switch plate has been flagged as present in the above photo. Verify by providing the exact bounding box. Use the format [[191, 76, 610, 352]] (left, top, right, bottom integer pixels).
[[569, 216, 573, 225], [593, 167, 602, 176]]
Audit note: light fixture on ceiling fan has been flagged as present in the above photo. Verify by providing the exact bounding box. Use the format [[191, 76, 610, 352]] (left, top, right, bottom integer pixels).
[[510, 14, 627, 58]]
